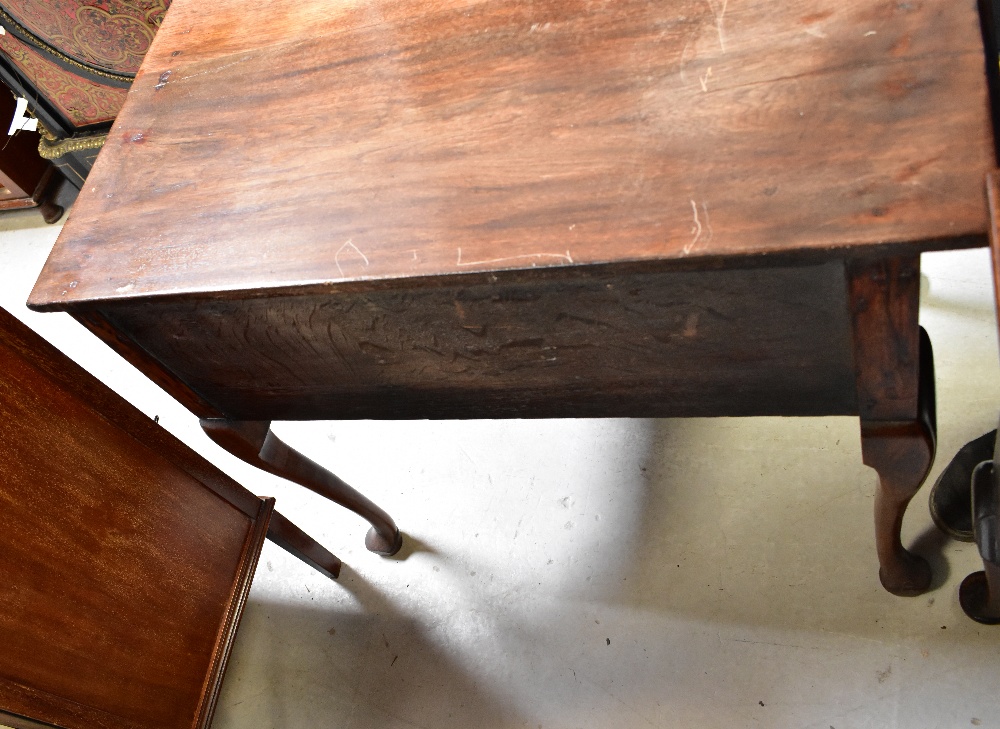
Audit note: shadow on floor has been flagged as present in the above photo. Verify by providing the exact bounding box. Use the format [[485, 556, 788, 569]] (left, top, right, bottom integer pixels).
[[213, 564, 526, 729], [533, 416, 969, 639]]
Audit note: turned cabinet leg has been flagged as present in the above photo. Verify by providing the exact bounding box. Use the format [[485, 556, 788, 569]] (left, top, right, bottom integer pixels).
[[201, 418, 403, 556], [850, 256, 936, 596], [33, 167, 66, 224], [38, 199, 64, 225]]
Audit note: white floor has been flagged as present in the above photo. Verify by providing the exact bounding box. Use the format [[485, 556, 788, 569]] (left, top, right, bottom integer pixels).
[[2, 208, 1000, 728]]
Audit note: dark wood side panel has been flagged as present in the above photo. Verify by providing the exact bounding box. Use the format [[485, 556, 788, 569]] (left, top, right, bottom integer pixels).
[[74, 309, 224, 419], [95, 260, 859, 420]]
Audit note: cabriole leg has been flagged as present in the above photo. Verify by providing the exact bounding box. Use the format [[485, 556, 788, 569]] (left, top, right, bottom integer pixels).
[[202, 419, 403, 556], [850, 256, 936, 596], [861, 331, 936, 595]]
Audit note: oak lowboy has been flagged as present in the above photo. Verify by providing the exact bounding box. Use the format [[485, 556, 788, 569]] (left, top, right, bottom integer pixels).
[[29, 0, 998, 595]]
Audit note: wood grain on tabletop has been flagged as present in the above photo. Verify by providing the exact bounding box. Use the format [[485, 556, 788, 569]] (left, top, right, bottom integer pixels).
[[29, 0, 994, 309]]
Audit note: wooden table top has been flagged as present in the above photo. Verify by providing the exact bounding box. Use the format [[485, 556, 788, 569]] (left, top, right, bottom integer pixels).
[[30, 0, 995, 309]]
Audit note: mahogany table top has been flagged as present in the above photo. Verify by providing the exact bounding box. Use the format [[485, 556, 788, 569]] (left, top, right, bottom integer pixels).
[[30, 0, 995, 310]]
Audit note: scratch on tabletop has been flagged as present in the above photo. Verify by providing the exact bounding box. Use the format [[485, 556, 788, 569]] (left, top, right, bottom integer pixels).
[[701, 201, 713, 244], [335, 239, 370, 277], [700, 66, 713, 92], [684, 199, 702, 254], [179, 54, 255, 81], [707, 0, 729, 53], [456, 248, 574, 267]]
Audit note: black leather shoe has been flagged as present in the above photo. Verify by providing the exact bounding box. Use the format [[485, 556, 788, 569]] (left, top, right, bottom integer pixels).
[[929, 430, 996, 542]]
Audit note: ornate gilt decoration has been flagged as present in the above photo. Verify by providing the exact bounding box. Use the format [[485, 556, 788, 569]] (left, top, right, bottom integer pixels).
[[37, 124, 106, 160]]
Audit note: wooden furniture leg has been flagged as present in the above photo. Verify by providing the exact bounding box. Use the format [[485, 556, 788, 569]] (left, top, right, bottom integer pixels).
[[201, 418, 403, 556], [850, 256, 937, 596], [268, 510, 343, 580], [861, 334, 936, 596], [959, 457, 1000, 623]]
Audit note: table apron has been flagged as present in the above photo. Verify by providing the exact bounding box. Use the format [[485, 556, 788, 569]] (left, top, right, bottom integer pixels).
[[86, 259, 865, 421]]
